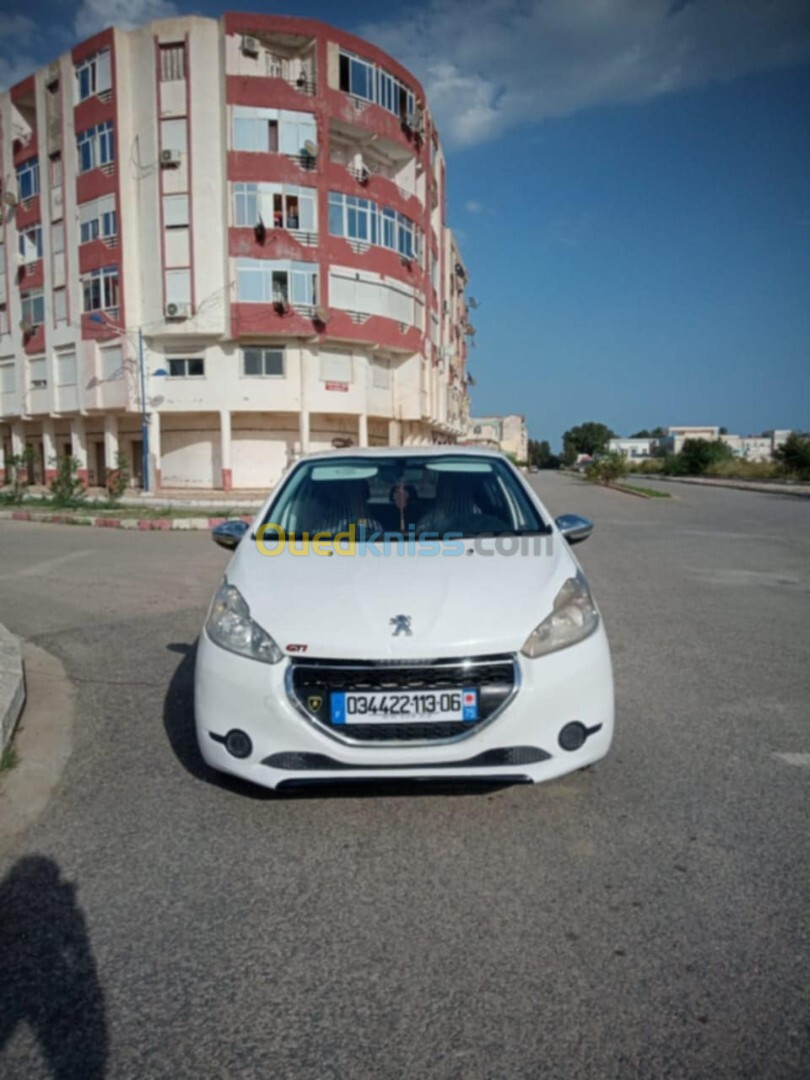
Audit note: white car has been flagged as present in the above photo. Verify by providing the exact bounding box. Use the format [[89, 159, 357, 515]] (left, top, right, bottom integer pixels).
[[194, 447, 613, 791]]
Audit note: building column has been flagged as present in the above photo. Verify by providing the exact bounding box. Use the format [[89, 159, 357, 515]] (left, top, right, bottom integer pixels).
[[358, 412, 368, 448], [103, 414, 119, 478], [388, 419, 401, 447], [0, 430, 6, 484], [219, 409, 232, 491], [70, 417, 88, 486], [42, 420, 57, 483], [148, 411, 161, 492], [299, 348, 310, 455], [299, 407, 310, 456]]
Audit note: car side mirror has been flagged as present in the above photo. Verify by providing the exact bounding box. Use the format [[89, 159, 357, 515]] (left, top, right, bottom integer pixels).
[[212, 520, 249, 550], [555, 514, 594, 545]]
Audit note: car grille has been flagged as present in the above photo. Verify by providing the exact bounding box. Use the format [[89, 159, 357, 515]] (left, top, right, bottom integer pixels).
[[287, 655, 518, 744]]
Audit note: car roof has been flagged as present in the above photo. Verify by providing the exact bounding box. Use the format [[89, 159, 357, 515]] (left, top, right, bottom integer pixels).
[[300, 446, 512, 463]]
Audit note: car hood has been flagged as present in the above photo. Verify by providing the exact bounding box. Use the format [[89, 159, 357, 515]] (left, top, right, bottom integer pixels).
[[227, 534, 573, 659]]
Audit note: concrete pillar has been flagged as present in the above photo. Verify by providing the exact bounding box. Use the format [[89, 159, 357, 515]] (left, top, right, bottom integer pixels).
[[70, 417, 88, 486], [299, 406, 310, 455], [42, 419, 57, 482], [0, 431, 6, 484], [388, 420, 401, 447], [148, 411, 161, 492], [219, 409, 232, 491], [299, 348, 310, 454], [103, 414, 119, 480], [358, 412, 368, 448]]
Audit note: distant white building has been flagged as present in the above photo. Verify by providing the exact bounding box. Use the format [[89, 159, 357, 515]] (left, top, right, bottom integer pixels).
[[720, 430, 791, 462], [465, 414, 528, 462], [608, 437, 658, 460]]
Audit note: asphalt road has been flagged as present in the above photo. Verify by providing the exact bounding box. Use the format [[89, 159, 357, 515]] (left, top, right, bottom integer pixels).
[[0, 473, 807, 1079]]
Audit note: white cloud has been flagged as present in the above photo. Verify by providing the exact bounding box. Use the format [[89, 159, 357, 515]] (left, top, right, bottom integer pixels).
[[360, 0, 810, 148], [465, 199, 485, 214], [75, 0, 179, 39]]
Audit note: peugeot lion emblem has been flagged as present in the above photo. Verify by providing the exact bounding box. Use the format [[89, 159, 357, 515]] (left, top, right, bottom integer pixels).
[[390, 614, 413, 637]]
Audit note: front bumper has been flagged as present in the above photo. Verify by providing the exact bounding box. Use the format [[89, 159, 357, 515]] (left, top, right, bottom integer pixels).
[[193, 628, 614, 790]]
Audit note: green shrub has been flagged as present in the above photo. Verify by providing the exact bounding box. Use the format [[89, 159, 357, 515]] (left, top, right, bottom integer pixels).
[[50, 455, 87, 507], [704, 459, 780, 480], [774, 433, 810, 479], [585, 452, 627, 486], [106, 449, 130, 502], [630, 458, 664, 475]]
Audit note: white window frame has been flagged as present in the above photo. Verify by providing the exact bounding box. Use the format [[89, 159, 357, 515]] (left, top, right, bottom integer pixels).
[[235, 259, 317, 307], [29, 356, 47, 390], [18, 224, 43, 263], [75, 48, 112, 103], [79, 195, 117, 244], [339, 50, 415, 119], [329, 192, 417, 258], [163, 194, 189, 228], [167, 356, 204, 378], [21, 290, 45, 326], [0, 361, 15, 393], [81, 266, 119, 313], [77, 121, 115, 174], [16, 157, 40, 201], [231, 107, 315, 156], [242, 347, 285, 378], [233, 182, 317, 231], [55, 350, 77, 386]]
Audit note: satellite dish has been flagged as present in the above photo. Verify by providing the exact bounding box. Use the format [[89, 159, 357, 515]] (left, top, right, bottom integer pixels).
[[303, 140, 317, 157], [19, 319, 33, 335], [3, 190, 18, 207], [314, 306, 329, 324]]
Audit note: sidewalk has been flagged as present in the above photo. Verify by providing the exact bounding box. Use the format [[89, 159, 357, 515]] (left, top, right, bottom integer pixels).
[[630, 474, 810, 498]]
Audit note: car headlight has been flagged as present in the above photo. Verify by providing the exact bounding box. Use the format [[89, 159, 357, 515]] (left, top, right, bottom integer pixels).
[[521, 572, 599, 659], [205, 580, 283, 664]]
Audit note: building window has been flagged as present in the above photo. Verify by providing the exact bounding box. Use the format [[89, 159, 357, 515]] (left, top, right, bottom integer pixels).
[[16, 157, 40, 201], [79, 194, 117, 243], [160, 118, 187, 155], [18, 224, 43, 262], [338, 50, 415, 119], [0, 306, 8, 337], [76, 121, 115, 173], [329, 192, 417, 258], [49, 154, 63, 188], [101, 346, 123, 381], [21, 291, 45, 326], [159, 43, 186, 82], [231, 107, 315, 155], [165, 269, 191, 305], [54, 287, 67, 325], [82, 266, 119, 312], [168, 357, 204, 378], [235, 259, 317, 306], [232, 182, 316, 231], [29, 356, 47, 390], [75, 48, 112, 103], [242, 348, 284, 378], [0, 361, 15, 393], [56, 351, 77, 386], [163, 194, 189, 228]]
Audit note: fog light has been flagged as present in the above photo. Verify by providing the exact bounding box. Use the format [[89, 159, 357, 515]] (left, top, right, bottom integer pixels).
[[558, 722, 587, 751], [225, 729, 252, 759]]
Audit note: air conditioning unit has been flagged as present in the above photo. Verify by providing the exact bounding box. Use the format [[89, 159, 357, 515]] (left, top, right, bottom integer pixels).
[[160, 148, 181, 167], [165, 302, 191, 319], [241, 35, 260, 57]]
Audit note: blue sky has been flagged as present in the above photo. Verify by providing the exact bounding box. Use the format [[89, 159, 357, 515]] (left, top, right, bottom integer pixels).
[[2, 0, 809, 447]]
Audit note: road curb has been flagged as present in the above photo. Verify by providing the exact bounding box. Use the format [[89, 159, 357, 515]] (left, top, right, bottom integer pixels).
[[627, 475, 810, 498], [0, 509, 253, 531], [0, 623, 25, 758]]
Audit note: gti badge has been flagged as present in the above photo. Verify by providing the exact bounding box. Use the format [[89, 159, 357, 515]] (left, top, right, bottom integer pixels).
[[390, 614, 412, 637]]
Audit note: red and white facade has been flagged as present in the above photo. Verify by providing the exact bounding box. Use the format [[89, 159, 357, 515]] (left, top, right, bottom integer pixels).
[[0, 14, 470, 490]]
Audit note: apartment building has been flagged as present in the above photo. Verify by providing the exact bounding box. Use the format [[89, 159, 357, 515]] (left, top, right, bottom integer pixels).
[[464, 415, 528, 463], [0, 14, 470, 490]]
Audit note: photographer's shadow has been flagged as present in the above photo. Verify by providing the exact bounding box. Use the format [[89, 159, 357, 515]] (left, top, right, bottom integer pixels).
[[0, 855, 107, 1078]]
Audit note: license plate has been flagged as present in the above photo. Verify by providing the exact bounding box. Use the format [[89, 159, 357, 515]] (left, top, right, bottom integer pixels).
[[331, 688, 478, 725]]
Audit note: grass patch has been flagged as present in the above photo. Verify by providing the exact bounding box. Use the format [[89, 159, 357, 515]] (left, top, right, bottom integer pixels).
[[0, 745, 18, 773], [614, 483, 671, 498], [0, 495, 249, 519]]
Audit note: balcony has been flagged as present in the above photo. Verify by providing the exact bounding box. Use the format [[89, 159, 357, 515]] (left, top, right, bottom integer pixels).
[[226, 28, 317, 94]]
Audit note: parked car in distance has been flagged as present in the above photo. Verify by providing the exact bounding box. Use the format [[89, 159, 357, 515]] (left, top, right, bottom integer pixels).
[[528, 464, 539, 473], [195, 447, 614, 791]]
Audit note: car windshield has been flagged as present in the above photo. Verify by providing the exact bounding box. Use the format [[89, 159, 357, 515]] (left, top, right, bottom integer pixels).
[[262, 454, 548, 539]]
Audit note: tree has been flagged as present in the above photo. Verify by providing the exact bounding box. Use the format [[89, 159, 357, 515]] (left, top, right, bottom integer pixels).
[[676, 438, 735, 476], [774, 433, 810, 476], [528, 439, 551, 467], [630, 426, 667, 439], [561, 422, 615, 466]]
